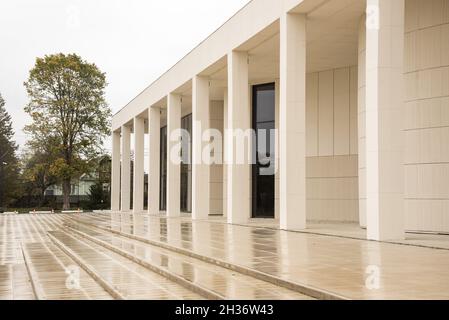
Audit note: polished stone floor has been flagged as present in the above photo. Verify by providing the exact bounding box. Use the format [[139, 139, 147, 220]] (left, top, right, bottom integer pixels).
[[70, 212, 449, 300], [1, 212, 449, 299], [64, 223, 311, 299], [0, 214, 113, 299], [0, 213, 313, 300], [239, 218, 449, 250]]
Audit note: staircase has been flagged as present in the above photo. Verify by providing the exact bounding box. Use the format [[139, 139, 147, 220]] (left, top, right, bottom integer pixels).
[[21, 213, 344, 300]]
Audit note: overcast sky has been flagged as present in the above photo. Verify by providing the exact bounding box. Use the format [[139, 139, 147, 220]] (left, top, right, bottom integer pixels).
[[0, 0, 249, 152]]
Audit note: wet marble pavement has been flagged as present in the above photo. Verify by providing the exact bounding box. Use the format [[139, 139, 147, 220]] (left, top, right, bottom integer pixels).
[[22, 241, 112, 300], [0, 213, 316, 300], [0, 214, 65, 300], [48, 230, 203, 299], [68, 212, 449, 300], [63, 222, 312, 299]]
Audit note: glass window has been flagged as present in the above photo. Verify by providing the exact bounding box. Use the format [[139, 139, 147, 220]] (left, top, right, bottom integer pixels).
[[252, 83, 275, 218]]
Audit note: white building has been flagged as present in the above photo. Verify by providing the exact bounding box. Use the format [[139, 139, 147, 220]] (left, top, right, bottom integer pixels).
[[110, 0, 449, 241], [45, 174, 98, 198]]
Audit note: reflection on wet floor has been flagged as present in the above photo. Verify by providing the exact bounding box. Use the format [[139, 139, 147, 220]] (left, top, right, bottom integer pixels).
[[0, 213, 315, 300], [0, 264, 34, 300], [49, 230, 202, 300], [0, 214, 66, 300], [64, 222, 311, 300], [2, 212, 449, 299], [71, 212, 449, 300], [23, 241, 112, 300]]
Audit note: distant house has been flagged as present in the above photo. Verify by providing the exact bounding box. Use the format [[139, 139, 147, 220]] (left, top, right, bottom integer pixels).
[[44, 171, 148, 207], [44, 156, 114, 206], [44, 173, 107, 204]]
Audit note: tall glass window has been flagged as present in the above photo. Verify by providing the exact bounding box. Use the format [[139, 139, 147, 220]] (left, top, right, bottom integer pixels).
[[180, 114, 192, 213], [159, 114, 192, 213], [252, 83, 275, 218], [159, 126, 167, 211]]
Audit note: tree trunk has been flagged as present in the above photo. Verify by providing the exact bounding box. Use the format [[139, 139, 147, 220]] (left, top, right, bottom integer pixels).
[[38, 189, 45, 208], [62, 179, 71, 210]]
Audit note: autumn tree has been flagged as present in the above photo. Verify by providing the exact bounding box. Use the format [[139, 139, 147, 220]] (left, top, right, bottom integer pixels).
[[21, 142, 58, 207], [24, 53, 111, 210], [0, 93, 20, 209]]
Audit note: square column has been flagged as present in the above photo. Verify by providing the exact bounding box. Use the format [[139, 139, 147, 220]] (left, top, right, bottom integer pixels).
[[167, 93, 182, 217], [226, 51, 250, 224], [222, 88, 228, 218], [358, 15, 367, 228], [120, 125, 131, 211], [148, 107, 160, 215], [111, 130, 121, 211], [279, 12, 307, 230], [133, 116, 145, 213], [192, 75, 210, 220], [365, 0, 404, 240]]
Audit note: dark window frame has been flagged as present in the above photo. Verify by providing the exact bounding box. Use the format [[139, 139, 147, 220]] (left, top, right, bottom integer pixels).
[[252, 83, 276, 219]]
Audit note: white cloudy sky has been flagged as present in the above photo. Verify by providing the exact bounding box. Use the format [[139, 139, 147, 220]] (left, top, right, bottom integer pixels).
[[0, 0, 249, 151]]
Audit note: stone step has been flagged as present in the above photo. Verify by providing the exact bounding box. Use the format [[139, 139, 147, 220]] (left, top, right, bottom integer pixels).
[[21, 241, 112, 300], [47, 230, 203, 300], [0, 264, 35, 300], [68, 214, 347, 300], [64, 223, 313, 300]]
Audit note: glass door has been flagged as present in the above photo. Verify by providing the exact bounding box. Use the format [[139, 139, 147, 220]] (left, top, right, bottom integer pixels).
[[252, 83, 275, 218], [159, 126, 167, 211], [180, 114, 192, 213]]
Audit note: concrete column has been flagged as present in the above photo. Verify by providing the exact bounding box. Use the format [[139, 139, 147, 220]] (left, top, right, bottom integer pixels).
[[167, 93, 182, 217], [120, 125, 131, 211], [222, 88, 228, 218], [358, 15, 367, 228], [111, 130, 121, 211], [148, 107, 161, 215], [133, 116, 145, 213], [226, 51, 250, 224], [279, 12, 307, 230], [192, 75, 210, 220], [365, 0, 404, 240]]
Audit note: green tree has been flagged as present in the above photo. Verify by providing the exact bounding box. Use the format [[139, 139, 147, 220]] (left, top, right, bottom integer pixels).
[[24, 53, 111, 209], [0, 94, 20, 209], [87, 182, 109, 210], [21, 144, 58, 207]]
